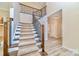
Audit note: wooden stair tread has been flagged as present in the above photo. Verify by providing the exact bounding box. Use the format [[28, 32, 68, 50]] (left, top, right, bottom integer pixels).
[[19, 40, 35, 46], [20, 31, 37, 34], [21, 29, 35, 31], [20, 36, 35, 39], [17, 46, 38, 56]]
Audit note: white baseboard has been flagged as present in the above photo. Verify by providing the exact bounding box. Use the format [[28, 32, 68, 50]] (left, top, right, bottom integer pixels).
[[62, 46, 79, 55]]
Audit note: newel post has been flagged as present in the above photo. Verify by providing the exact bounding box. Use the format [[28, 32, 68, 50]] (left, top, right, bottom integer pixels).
[[40, 25, 48, 56], [3, 17, 9, 56]]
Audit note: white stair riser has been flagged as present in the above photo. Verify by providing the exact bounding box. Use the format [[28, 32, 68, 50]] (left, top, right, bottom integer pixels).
[[8, 47, 19, 52]]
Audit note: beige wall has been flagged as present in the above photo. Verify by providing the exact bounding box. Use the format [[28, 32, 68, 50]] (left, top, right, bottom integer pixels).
[[0, 9, 9, 17], [0, 2, 10, 17], [46, 2, 61, 15], [61, 3, 79, 49], [47, 2, 79, 50]]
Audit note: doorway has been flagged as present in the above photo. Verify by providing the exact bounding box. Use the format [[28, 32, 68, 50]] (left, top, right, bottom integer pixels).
[[48, 9, 62, 45]]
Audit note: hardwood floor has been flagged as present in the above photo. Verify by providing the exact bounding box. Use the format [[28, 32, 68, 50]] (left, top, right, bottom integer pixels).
[[45, 37, 78, 56]]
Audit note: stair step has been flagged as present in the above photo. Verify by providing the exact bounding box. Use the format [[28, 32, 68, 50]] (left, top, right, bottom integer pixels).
[[14, 38, 19, 41], [36, 42, 41, 46], [19, 43, 36, 49], [17, 26, 22, 28], [20, 35, 37, 39], [8, 47, 18, 52], [19, 40, 35, 47], [12, 40, 19, 44], [21, 27, 34, 29], [20, 37, 35, 40], [9, 50, 18, 56], [20, 33, 35, 35], [19, 26, 33, 27], [9, 47, 19, 56], [21, 31, 37, 33], [10, 43, 18, 48], [10, 41, 19, 47], [15, 32, 21, 35], [35, 38, 40, 41], [20, 24, 34, 26], [17, 46, 38, 56], [18, 24, 33, 27], [19, 25, 33, 26], [14, 35, 20, 41], [20, 33, 37, 35], [20, 34, 33, 37], [21, 30, 36, 32], [19, 24, 33, 26], [19, 22, 33, 24], [19, 38, 34, 41], [21, 29, 36, 31], [14, 35, 20, 39], [16, 28, 21, 30], [20, 34, 38, 37]]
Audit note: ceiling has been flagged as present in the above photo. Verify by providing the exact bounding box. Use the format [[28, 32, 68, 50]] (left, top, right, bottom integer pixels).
[[0, 2, 46, 11], [21, 2, 46, 9]]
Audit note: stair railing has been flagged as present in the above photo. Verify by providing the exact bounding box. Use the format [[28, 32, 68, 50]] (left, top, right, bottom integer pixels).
[[33, 13, 48, 56], [33, 13, 41, 40]]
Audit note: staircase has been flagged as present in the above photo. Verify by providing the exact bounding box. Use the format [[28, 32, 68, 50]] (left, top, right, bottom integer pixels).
[[8, 22, 78, 56], [8, 14, 78, 56], [9, 22, 41, 56], [3, 3, 79, 56]]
